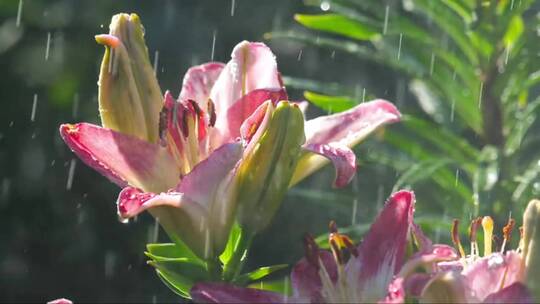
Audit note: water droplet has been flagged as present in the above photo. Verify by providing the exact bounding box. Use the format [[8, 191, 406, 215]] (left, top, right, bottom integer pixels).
[[210, 30, 217, 61], [153, 50, 159, 76], [16, 0, 23, 27], [383, 5, 390, 35], [450, 99, 455, 122], [30, 94, 38, 122], [66, 159, 76, 190], [429, 52, 435, 76], [478, 82, 484, 108], [297, 49, 303, 61], [397, 33, 403, 60], [230, 0, 236, 16], [320, 1, 330, 11], [45, 32, 51, 61], [104, 251, 116, 278], [455, 169, 460, 186]]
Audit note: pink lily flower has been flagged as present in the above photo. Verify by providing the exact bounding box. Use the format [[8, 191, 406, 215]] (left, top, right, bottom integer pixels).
[[191, 190, 416, 303], [398, 201, 540, 303], [59, 14, 400, 259]]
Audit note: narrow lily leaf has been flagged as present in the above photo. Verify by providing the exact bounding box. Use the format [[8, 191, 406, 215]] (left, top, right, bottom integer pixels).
[[59, 123, 179, 193], [512, 159, 540, 202], [392, 158, 454, 193], [304, 91, 357, 113], [156, 268, 193, 299], [147, 258, 210, 282], [247, 278, 292, 295], [294, 14, 381, 41], [235, 264, 289, 285], [219, 223, 242, 265], [146, 242, 199, 262]]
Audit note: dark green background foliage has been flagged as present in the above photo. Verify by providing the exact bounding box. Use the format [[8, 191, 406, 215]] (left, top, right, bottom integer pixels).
[[1, 0, 538, 302]]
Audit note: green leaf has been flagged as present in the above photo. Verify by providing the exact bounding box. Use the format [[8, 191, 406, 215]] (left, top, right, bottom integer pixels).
[[146, 240, 202, 265], [147, 257, 210, 281], [503, 15, 524, 47], [248, 277, 292, 296], [235, 264, 289, 285], [155, 268, 192, 299], [294, 14, 381, 41], [304, 91, 357, 113], [219, 222, 242, 266], [392, 158, 454, 193], [512, 158, 540, 202]]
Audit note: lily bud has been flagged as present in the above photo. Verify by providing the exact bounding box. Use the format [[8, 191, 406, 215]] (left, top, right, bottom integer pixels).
[[95, 13, 163, 143], [522, 199, 540, 301], [235, 101, 305, 233]]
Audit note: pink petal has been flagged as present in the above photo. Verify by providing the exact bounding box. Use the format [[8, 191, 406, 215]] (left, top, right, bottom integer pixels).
[[291, 250, 338, 302], [462, 251, 523, 301], [399, 244, 459, 278], [348, 190, 415, 302], [302, 143, 356, 188], [215, 88, 287, 145], [179, 62, 225, 112], [191, 282, 287, 303], [59, 123, 179, 193], [404, 273, 432, 298], [291, 100, 400, 187], [483, 283, 533, 304], [47, 299, 72, 304], [209, 41, 281, 119], [411, 223, 433, 252], [304, 99, 401, 146], [380, 277, 405, 304]]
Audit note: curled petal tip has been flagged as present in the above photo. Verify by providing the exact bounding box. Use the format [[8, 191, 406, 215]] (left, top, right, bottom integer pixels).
[[373, 99, 402, 121], [95, 34, 120, 48], [388, 190, 415, 205]]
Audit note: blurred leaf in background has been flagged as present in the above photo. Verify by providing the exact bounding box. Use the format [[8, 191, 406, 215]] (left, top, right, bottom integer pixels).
[[269, 0, 540, 233]]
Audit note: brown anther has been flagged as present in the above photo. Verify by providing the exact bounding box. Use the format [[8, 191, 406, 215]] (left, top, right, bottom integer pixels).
[[303, 233, 320, 269], [180, 106, 190, 138], [342, 235, 358, 257], [452, 219, 461, 246], [329, 220, 338, 234], [519, 226, 524, 239], [503, 218, 516, 242], [207, 99, 216, 127], [469, 217, 482, 242], [158, 106, 169, 146]]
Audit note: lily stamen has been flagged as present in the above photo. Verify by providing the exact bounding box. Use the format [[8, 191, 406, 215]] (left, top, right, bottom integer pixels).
[[501, 218, 515, 253], [469, 217, 482, 259], [452, 219, 466, 259], [482, 216, 494, 256]]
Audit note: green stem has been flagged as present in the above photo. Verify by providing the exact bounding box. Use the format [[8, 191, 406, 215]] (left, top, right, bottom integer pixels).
[[222, 230, 254, 282]]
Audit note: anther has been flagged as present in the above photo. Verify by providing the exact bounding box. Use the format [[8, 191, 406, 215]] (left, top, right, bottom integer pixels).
[[451, 219, 466, 258], [303, 233, 320, 269], [482, 216, 494, 256], [207, 99, 216, 127], [501, 218, 515, 252]]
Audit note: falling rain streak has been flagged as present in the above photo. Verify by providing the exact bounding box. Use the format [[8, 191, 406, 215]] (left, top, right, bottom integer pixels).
[[362, 88, 366, 103], [230, 0, 235, 16], [31, 94, 38, 121], [383, 5, 389, 35], [397, 34, 403, 60], [16, 0, 23, 27], [450, 99, 455, 122], [72, 93, 79, 118], [153, 51, 159, 76], [297, 49, 303, 61], [478, 82, 484, 108], [429, 52, 435, 76], [211, 30, 217, 61], [45, 32, 51, 61], [66, 159, 76, 190], [505, 44, 511, 65]]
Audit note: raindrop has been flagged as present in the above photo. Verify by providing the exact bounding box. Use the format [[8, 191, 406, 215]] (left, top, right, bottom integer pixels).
[[66, 159, 76, 190], [230, 0, 235, 16], [330, 50, 335, 59], [397, 33, 403, 60], [30, 94, 38, 122], [450, 99, 455, 122], [454, 169, 460, 186], [351, 198, 358, 226], [320, 1, 330, 11], [297, 49, 303, 61], [429, 52, 435, 76], [50, 160, 56, 167], [510, 0, 515, 10], [16, 0, 23, 27], [72, 93, 79, 118], [282, 276, 289, 301], [45, 32, 51, 61], [452, 69, 457, 80], [478, 82, 484, 108], [383, 5, 389, 35], [504, 44, 511, 65], [203, 228, 211, 259], [152, 295, 157, 304], [100, 24, 104, 28], [148, 218, 159, 243], [9, 121, 14, 127], [362, 88, 366, 103], [1, 178, 11, 201], [104, 251, 116, 278], [119, 217, 129, 224], [210, 30, 217, 61], [153, 50, 159, 76], [376, 185, 384, 211]]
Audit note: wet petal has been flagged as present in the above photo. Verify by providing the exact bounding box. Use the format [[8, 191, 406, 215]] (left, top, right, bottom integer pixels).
[[209, 41, 281, 117], [404, 273, 432, 298], [291, 250, 337, 303], [215, 88, 287, 145], [59, 123, 179, 193], [179, 62, 225, 112], [301, 143, 356, 188], [380, 277, 405, 304], [191, 282, 288, 303], [398, 245, 459, 278], [290, 99, 400, 187], [483, 283, 534, 304], [348, 190, 415, 302], [462, 251, 523, 301]]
